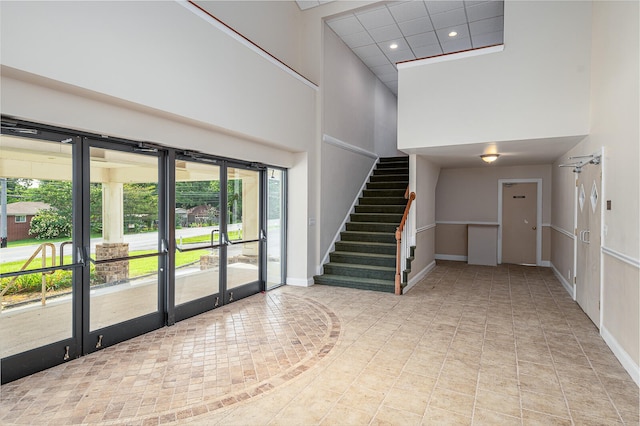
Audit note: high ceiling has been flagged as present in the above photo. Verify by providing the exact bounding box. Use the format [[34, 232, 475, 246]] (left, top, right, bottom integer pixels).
[[323, 1, 504, 95]]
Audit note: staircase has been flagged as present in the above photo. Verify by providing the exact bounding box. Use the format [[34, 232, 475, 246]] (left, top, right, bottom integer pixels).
[[314, 156, 411, 294]]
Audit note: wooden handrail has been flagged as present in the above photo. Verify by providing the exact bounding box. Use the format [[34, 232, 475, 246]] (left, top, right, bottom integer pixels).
[[395, 191, 416, 295]]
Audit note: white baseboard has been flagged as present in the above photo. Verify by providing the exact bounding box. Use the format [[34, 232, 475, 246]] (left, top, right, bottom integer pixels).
[[403, 260, 436, 294], [601, 325, 640, 387], [551, 262, 575, 299], [540, 260, 551, 267], [286, 277, 314, 287], [435, 254, 468, 262]]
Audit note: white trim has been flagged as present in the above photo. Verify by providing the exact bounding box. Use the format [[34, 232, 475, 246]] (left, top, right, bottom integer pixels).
[[551, 224, 575, 240], [286, 277, 314, 287], [403, 260, 436, 294], [540, 260, 551, 267], [498, 178, 543, 266], [397, 45, 504, 69], [541, 223, 551, 227], [435, 254, 468, 262], [320, 158, 379, 267], [551, 262, 575, 299], [417, 223, 436, 233], [435, 221, 499, 226], [601, 326, 640, 387], [178, 1, 319, 91], [602, 246, 640, 269], [322, 134, 378, 159]]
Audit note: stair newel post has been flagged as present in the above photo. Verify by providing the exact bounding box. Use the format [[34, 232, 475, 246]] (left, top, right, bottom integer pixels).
[[395, 228, 402, 295]]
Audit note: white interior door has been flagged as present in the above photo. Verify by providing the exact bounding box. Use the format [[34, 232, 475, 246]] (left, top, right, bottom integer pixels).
[[576, 162, 602, 327], [502, 182, 537, 265]]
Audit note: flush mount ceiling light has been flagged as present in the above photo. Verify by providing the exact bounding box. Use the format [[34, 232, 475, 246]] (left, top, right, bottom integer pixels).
[[480, 154, 500, 163], [448, 31, 458, 37], [389, 43, 398, 50]]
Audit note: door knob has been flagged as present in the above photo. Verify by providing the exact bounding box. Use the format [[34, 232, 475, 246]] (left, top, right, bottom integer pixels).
[[532, 226, 537, 230]]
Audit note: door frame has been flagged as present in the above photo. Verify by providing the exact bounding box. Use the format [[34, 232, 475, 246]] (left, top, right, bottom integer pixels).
[[497, 178, 543, 265]]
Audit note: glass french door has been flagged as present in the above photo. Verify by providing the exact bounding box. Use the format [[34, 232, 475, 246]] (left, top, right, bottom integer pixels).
[[173, 157, 223, 321], [0, 127, 83, 383], [172, 158, 264, 320], [223, 164, 263, 303], [83, 139, 166, 353]]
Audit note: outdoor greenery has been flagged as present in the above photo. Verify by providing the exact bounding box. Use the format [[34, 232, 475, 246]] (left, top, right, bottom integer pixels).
[[0, 248, 209, 296]]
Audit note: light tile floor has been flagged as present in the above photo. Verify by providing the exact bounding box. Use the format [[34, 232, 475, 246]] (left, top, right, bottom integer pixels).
[[1, 261, 638, 425]]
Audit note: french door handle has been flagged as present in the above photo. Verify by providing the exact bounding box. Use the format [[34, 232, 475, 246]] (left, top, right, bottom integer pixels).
[[260, 229, 266, 241]]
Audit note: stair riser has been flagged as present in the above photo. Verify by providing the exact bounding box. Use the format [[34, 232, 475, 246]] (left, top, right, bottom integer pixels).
[[366, 182, 408, 190], [350, 214, 403, 223], [313, 277, 395, 293], [374, 168, 409, 175], [362, 189, 406, 198], [355, 205, 406, 214], [370, 175, 409, 183], [329, 253, 395, 268], [334, 242, 396, 255], [377, 161, 409, 168], [340, 232, 396, 244], [347, 222, 398, 233], [323, 265, 395, 280], [359, 197, 407, 205]]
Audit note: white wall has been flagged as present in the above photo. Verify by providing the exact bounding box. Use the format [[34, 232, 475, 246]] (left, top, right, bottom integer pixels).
[[398, 1, 591, 149], [195, 0, 309, 81], [0, 1, 316, 153], [551, 0, 639, 383], [436, 165, 552, 224]]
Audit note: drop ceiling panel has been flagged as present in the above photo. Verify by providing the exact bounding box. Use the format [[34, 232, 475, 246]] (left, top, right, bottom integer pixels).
[[430, 8, 468, 30], [413, 44, 443, 58], [441, 37, 472, 53], [435, 24, 470, 40], [362, 54, 393, 67], [387, 1, 429, 23], [369, 24, 404, 43], [466, 1, 504, 22], [327, 16, 365, 36], [399, 17, 434, 37], [385, 49, 415, 63], [342, 31, 375, 48], [371, 63, 398, 75], [471, 30, 503, 47], [353, 44, 385, 59], [377, 38, 411, 52], [406, 32, 439, 49], [355, 7, 395, 29], [425, 1, 464, 15], [469, 16, 504, 36]]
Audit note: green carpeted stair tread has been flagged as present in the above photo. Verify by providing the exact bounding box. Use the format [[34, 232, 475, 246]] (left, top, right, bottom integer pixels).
[[334, 241, 396, 255], [313, 274, 402, 294], [350, 213, 404, 223], [346, 222, 399, 233], [359, 197, 407, 205], [330, 251, 396, 268], [340, 230, 396, 243], [323, 262, 395, 280], [354, 205, 406, 214]]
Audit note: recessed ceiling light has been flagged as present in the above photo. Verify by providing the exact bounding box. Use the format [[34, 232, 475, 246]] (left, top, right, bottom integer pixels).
[[389, 43, 398, 50], [448, 31, 458, 37]]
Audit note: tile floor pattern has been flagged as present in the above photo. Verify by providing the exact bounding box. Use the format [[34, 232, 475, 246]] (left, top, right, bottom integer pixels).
[[1, 261, 638, 425]]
